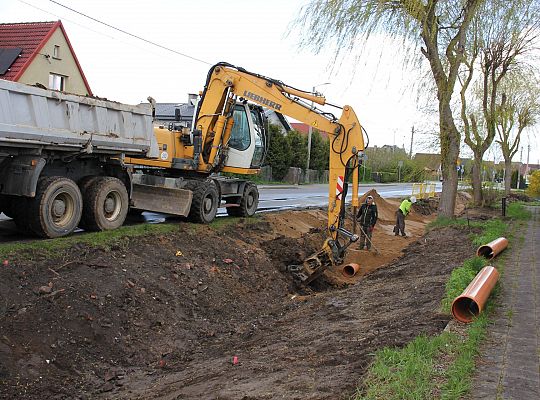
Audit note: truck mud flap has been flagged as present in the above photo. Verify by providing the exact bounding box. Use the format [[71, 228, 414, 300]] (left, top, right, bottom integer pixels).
[[131, 183, 192, 216]]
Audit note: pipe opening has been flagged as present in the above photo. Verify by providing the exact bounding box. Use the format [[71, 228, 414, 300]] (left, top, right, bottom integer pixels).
[[342, 263, 360, 277], [477, 245, 494, 259], [452, 297, 480, 323]]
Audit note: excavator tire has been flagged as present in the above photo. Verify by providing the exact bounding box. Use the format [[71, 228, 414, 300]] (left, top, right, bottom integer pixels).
[[185, 180, 219, 224], [226, 183, 258, 217], [80, 177, 129, 231], [27, 176, 83, 238]]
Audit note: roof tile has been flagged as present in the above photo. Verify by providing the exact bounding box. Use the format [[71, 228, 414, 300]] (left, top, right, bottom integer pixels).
[[0, 21, 57, 80]]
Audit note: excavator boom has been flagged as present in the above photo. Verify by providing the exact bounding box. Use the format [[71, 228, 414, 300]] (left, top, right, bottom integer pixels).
[[198, 63, 365, 284]]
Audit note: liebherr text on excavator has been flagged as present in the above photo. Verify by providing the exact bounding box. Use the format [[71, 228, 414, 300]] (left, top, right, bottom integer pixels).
[[0, 62, 365, 284]]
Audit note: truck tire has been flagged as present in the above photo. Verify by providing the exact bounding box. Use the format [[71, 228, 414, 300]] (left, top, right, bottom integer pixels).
[[226, 183, 259, 217], [80, 177, 129, 231], [186, 180, 219, 224], [28, 177, 83, 238], [77, 176, 99, 230]]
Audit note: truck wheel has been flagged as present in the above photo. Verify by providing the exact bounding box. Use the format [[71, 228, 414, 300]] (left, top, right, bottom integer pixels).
[[226, 183, 259, 217], [81, 177, 129, 231], [186, 180, 219, 223], [77, 176, 99, 230], [28, 177, 83, 238]]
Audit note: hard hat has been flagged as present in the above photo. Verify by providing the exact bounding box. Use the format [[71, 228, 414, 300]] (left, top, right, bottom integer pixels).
[[366, 195, 373, 201], [410, 196, 417, 203]]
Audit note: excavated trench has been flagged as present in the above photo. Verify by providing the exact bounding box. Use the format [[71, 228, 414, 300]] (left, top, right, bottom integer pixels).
[[0, 195, 474, 399]]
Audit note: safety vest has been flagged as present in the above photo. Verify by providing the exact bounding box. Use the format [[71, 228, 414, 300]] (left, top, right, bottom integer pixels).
[[399, 199, 412, 216]]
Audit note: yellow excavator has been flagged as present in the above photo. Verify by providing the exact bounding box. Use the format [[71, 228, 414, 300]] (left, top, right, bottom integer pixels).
[[127, 62, 365, 284]]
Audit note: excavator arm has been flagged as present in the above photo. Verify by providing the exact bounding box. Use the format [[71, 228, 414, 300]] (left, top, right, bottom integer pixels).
[[197, 63, 365, 284]]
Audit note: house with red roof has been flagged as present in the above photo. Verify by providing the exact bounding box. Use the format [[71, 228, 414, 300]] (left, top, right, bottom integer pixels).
[[290, 122, 330, 140], [0, 20, 92, 95]]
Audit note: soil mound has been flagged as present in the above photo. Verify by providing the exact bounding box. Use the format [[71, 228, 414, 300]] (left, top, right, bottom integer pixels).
[[0, 192, 450, 400], [359, 188, 400, 223]]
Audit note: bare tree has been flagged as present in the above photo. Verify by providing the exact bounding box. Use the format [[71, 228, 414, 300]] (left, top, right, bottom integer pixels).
[[460, 3, 540, 204], [293, 0, 484, 216], [496, 73, 540, 194]]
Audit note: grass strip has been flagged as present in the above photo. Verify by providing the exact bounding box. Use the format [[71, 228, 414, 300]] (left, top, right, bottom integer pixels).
[[0, 222, 180, 260], [355, 205, 531, 400]]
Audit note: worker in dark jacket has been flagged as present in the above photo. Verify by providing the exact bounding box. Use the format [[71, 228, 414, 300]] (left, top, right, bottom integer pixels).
[[356, 195, 378, 250], [394, 196, 416, 237]]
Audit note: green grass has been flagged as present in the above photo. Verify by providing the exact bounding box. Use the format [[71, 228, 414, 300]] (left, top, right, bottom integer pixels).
[[471, 219, 506, 248], [0, 222, 180, 260], [354, 204, 532, 400], [506, 203, 532, 220], [439, 313, 489, 399], [357, 334, 455, 400], [426, 217, 469, 230]]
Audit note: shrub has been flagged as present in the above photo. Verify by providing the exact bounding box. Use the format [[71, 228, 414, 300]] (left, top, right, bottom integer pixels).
[[526, 170, 540, 198]]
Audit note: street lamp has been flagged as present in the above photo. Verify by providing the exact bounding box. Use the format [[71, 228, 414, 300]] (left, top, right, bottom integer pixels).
[[306, 82, 331, 182]]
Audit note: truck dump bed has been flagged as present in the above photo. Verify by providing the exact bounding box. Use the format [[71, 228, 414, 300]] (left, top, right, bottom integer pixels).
[[0, 79, 158, 158]]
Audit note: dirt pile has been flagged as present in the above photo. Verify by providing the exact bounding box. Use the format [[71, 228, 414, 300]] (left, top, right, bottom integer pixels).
[[0, 191, 469, 400]]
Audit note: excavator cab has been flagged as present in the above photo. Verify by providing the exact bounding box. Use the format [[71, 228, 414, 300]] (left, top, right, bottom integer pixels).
[[225, 103, 267, 170]]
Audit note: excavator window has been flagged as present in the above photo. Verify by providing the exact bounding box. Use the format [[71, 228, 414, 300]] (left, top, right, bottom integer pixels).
[[229, 105, 251, 151], [250, 107, 266, 167]]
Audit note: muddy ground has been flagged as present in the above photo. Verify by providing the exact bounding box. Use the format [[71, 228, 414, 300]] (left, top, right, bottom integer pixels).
[[0, 194, 475, 399]]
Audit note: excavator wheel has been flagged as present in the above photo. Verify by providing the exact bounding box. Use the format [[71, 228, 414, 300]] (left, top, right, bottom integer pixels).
[[185, 180, 219, 224], [226, 183, 259, 217]]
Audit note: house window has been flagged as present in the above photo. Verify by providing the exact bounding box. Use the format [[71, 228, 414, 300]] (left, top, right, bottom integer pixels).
[[53, 45, 60, 59], [49, 73, 66, 91]]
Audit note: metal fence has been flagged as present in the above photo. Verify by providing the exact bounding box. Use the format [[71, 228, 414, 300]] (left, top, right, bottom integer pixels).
[[411, 182, 436, 199]]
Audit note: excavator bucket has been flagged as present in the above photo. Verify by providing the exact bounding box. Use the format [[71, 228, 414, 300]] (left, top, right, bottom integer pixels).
[[287, 240, 334, 286]]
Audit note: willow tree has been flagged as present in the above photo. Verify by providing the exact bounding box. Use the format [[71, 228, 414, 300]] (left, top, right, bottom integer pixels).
[[294, 0, 485, 216], [460, 2, 540, 205], [496, 73, 540, 194]]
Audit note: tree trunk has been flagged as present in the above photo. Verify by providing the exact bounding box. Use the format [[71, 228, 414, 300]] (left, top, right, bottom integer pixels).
[[472, 156, 483, 205], [504, 159, 512, 195], [438, 105, 460, 217]]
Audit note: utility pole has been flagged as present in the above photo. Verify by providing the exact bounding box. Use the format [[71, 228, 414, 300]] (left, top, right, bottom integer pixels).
[[409, 126, 414, 159], [525, 143, 530, 182]]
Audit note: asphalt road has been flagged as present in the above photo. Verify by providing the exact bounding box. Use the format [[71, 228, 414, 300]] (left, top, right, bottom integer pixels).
[[256, 181, 442, 211], [0, 182, 442, 242]]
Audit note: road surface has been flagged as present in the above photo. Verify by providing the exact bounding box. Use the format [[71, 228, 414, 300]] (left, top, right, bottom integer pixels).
[[0, 182, 441, 242]]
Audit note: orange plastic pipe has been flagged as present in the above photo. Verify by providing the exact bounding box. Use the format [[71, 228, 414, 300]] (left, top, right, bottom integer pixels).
[[342, 263, 360, 277], [476, 237, 508, 260], [451, 266, 499, 323]]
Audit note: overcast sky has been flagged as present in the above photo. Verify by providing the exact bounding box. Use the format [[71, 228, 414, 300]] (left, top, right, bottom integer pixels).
[[1, 0, 538, 164]]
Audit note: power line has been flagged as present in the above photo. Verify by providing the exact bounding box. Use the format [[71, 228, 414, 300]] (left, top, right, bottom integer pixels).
[[16, 0, 116, 40], [16, 0, 191, 63], [48, 0, 212, 66]]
